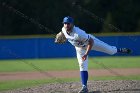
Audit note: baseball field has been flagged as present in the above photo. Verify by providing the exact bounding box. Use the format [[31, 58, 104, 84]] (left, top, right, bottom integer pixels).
[[0, 56, 140, 93]]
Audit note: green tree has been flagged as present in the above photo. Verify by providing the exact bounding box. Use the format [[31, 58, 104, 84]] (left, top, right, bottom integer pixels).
[[101, 12, 112, 33], [136, 20, 140, 32]]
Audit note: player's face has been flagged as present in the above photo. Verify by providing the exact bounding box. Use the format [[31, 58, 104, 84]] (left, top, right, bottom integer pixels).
[[64, 23, 73, 32]]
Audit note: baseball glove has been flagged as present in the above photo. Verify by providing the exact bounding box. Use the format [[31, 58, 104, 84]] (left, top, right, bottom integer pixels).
[[55, 31, 66, 44]]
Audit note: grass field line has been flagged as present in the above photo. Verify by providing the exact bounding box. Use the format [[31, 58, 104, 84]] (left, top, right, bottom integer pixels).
[[0, 68, 140, 81]]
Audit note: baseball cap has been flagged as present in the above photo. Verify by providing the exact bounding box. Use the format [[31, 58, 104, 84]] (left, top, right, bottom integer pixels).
[[63, 16, 74, 24]]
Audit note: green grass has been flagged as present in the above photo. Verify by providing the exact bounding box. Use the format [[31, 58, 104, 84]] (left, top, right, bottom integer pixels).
[[0, 75, 140, 91], [0, 79, 57, 91], [89, 56, 140, 69], [0, 56, 140, 72], [0, 78, 80, 91], [0, 56, 139, 91], [0, 58, 78, 72], [0, 56, 139, 72]]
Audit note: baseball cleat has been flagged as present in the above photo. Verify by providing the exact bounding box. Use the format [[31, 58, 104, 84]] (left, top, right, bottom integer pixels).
[[78, 86, 88, 93], [119, 48, 132, 54]]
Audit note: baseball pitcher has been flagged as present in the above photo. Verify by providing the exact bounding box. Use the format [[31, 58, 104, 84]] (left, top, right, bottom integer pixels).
[[55, 16, 132, 93]]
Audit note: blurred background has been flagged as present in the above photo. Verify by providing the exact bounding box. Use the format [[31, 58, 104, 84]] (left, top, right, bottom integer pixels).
[[0, 0, 140, 35], [0, 0, 140, 59], [0, 1, 140, 91]]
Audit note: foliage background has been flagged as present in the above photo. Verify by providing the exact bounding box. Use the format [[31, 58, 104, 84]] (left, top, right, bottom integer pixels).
[[0, 0, 140, 35]]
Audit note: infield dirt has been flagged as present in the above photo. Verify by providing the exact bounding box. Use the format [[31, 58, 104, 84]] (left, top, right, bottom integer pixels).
[[0, 68, 140, 80]]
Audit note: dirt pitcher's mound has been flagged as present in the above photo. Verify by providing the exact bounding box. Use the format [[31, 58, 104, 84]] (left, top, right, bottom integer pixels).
[[1, 80, 140, 93]]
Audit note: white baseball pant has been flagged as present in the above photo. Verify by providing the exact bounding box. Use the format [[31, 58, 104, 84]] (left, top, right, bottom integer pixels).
[[75, 35, 117, 71]]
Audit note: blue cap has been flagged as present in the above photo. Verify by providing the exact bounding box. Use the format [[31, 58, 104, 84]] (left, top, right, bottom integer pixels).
[[63, 16, 74, 24]]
